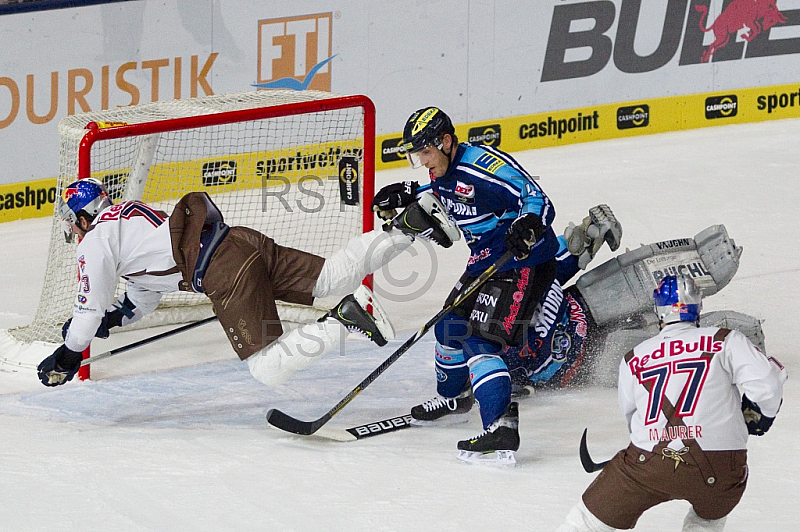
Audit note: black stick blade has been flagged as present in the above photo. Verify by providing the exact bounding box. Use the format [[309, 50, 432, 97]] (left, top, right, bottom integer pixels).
[[266, 408, 329, 436], [580, 428, 610, 473]]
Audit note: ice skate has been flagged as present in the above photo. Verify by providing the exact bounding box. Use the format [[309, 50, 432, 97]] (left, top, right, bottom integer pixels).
[[456, 402, 520, 466], [410, 387, 474, 425], [322, 285, 394, 347], [386, 193, 460, 248], [565, 204, 622, 269]]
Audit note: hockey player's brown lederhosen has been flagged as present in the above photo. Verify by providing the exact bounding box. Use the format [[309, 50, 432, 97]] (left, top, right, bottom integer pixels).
[[582, 329, 748, 529], [169, 192, 325, 360]]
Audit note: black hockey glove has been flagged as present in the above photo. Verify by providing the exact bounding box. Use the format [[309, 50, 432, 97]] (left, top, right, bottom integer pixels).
[[62, 295, 136, 340], [505, 213, 545, 260], [741, 394, 777, 436], [37, 344, 83, 387], [371, 181, 419, 220], [62, 314, 112, 340]]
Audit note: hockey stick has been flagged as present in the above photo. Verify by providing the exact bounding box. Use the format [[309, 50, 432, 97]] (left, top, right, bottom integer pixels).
[[79, 316, 218, 367], [304, 414, 415, 442], [579, 428, 611, 473], [266, 249, 517, 436]]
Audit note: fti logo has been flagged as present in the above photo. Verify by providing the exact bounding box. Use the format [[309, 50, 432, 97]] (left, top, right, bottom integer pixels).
[[705, 95, 738, 119], [255, 13, 333, 91], [617, 105, 650, 129]]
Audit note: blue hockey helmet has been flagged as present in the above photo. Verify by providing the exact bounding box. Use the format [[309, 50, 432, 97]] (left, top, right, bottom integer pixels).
[[653, 274, 703, 325], [59, 178, 112, 242], [402, 107, 455, 168]]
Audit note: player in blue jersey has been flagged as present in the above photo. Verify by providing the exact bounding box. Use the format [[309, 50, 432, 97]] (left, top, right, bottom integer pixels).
[[372, 107, 622, 464]]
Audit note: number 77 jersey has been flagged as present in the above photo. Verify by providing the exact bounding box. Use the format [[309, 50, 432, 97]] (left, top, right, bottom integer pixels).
[[618, 321, 787, 452]]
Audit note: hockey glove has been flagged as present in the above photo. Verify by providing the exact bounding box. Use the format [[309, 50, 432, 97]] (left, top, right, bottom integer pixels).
[[372, 181, 419, 220], [505, 213, 545, 260], [741, 394, 777, 436], [62, 314, 112, 341], [62, 295, 136, 340], [37, 344, 83, 387]]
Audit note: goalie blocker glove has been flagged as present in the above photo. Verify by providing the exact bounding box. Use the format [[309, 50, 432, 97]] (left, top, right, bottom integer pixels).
[[741, 394, 778, 436], [505, 213, 545, 260], [371, 181, 419, 221], [37, 345, 83, 387]]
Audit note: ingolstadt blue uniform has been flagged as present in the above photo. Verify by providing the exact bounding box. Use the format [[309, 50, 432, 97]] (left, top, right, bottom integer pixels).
[[418, 143, 559, 277], [427, 142, 560, 428]]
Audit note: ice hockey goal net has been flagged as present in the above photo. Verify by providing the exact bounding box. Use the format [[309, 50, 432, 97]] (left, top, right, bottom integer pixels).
[[4, 90, 375, 372]]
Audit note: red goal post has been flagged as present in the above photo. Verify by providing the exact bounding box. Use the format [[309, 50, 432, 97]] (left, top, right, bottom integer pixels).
[[3, 90, 376, 380]]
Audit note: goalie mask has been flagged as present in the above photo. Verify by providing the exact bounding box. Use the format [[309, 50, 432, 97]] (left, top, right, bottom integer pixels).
[[654, 274, 703, 325], [59, 178, 112, 243], [402, 107, 455, 169]]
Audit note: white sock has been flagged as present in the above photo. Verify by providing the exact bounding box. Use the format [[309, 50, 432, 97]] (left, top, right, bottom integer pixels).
[[682, 508, 727, 532], [246, 318, 347, 386], [313, 228, 412, 298]]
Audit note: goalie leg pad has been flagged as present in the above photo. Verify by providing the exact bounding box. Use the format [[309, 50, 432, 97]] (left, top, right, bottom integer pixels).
[[699, 310, 766, 353], [576, 224, 741, 326]]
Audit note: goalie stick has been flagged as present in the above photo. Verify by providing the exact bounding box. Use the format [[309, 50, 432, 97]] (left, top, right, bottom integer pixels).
[[580, 428, 611, 473], [266, 249, 517, 437]]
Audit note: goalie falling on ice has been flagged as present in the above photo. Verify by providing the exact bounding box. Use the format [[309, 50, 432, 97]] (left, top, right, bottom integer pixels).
[[37, 178, 451, 389]]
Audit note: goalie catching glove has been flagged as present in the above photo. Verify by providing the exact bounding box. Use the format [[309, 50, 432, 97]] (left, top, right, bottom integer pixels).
[[564, 204, 622, 270], [371, 181, 419, 221], [505, 213, 545, 260], [37, 345, 83, 387], [741, 394, 778, 436]]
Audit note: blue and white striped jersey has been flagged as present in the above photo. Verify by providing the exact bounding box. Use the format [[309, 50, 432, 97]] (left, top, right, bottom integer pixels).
[[418, 143, 558, 276]]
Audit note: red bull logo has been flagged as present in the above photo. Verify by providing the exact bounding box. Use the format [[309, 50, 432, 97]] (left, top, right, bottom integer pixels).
[[62, 185, 79, 202], [541, 1, 800, 82], [696, 0, 788, 62]]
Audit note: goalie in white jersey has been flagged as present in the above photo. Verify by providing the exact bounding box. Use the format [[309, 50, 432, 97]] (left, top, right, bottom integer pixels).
[[558, 273, 786, 532], [36, 178, 429, 389]]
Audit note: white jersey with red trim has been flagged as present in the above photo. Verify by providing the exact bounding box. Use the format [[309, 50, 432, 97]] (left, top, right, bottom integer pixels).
[[618, 322, 786, 452], [64, 201, 182, 352]]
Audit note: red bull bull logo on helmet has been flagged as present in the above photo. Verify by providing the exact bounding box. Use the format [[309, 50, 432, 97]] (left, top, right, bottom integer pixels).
[[62, 185, 79, 203]]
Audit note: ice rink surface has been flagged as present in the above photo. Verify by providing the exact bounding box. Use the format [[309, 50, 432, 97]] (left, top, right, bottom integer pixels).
[[0, 119, 797, 531]]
